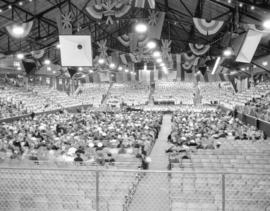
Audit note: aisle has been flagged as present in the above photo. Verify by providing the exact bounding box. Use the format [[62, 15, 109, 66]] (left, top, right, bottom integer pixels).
[[149, 114, 172, 170], [128, 114, 172, 211]]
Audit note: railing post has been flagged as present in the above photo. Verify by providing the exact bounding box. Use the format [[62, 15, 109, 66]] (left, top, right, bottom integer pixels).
[[96, 170, 100, 211], [222, 174, 225, 211]]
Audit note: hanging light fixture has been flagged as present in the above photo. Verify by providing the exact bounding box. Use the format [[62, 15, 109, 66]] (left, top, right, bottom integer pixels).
[[146, 41, 157, 49], [153, 51, 161, 58], [16, 53, 24, 60], [135, 23, 148, 33], [44, 59, 51, 65], [223, 47, 234, 57], [98, 58, 105, 64]]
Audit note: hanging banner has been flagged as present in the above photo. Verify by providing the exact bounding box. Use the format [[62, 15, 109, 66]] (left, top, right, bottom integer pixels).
[[99, 72, 110, 82], [134, 0, 155, 9], [97, 40, 108, 59], [193, 18, 224, 36], [176, 54, 183, 80], [161, 39, 172, 61]]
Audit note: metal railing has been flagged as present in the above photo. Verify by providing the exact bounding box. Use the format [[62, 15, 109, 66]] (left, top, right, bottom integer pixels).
[[0, 167, 269, 211]]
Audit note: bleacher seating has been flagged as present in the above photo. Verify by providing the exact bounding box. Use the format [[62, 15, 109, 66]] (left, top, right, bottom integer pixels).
[[170, 139, 270, 211]]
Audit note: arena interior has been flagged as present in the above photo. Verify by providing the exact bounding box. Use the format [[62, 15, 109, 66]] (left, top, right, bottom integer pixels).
[[1, 0, 270, 210]]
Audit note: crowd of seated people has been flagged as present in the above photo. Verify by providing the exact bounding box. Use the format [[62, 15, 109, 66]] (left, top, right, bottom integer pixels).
[[238, 93, 270, 121], [153, 82, 194, 105], [0, 109, 162, 167], [0, 98, 28, 119], [219, 81, 270, 109], [134, 105, 217, 112], [199, 82, 235, 105], [167, 110, 266, 166], [107, 82, 150, 107], [32, 85, 81, 108], [0, 82, 62, 115], [74, 83, 110, 107]]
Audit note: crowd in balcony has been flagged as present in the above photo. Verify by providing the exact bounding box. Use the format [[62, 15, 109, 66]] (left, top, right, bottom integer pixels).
[[153, 82, 194, 105], [107, 82, 150, 107]]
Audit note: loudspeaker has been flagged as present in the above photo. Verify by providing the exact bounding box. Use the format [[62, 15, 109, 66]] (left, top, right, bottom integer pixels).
[[233, 30, 262, 63]]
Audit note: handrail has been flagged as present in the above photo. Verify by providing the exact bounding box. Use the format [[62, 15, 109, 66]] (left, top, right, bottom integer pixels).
[[0, 165, 269, 175]]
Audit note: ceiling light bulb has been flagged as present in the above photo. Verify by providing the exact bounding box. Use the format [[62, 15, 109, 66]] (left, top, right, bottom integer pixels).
[[118, 66, 123, 71], [250, 5, 255, 10], [16, 53, 24, 60], [44, 59, 51, 65], [223, 47, 233, 57], [263, 20, 270, 30], [160, 63, 165, 67], [47, 67, 52, 71], [8, 5, 12, 9], [19, 1, 23, 6], [98, 58, 105, 64], [153, 51, 161, 58], [12, 26, 24, 36], [262, 61, 268, 66], [239, 2, 243, 7], [156, 58, 162, 63], [135, 23, 148, 33], [147, 41, 157, 49], [125, 69, 129, 73], [109, 63, 116, 69]]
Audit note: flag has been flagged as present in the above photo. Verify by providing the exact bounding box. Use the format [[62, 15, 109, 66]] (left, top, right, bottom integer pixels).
[[56, 11, 72, 35], [147, 11, 165, 40], [134, 0, 155, 9]]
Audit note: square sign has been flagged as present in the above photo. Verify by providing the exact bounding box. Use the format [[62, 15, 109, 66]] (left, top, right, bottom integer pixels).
[[59, 35, 93, 67]]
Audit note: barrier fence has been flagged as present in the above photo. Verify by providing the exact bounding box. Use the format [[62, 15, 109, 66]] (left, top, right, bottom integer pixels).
[[0, 167, 269, 211]]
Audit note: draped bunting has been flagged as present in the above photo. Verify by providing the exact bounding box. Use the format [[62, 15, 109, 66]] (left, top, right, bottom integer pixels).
[[117, 34, 130, 47], [181, 53, 199, 72], [6, 21, 34, 39], [56, 11, 73, 35], [120, 53, 138, 65], [31, 49, 45, 59], [189, 43, 210, 56], [86, 0, 131, 24], [134, 0, 155, 9], [193, 18, 224, 36], [117, 11, 164, 50]]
